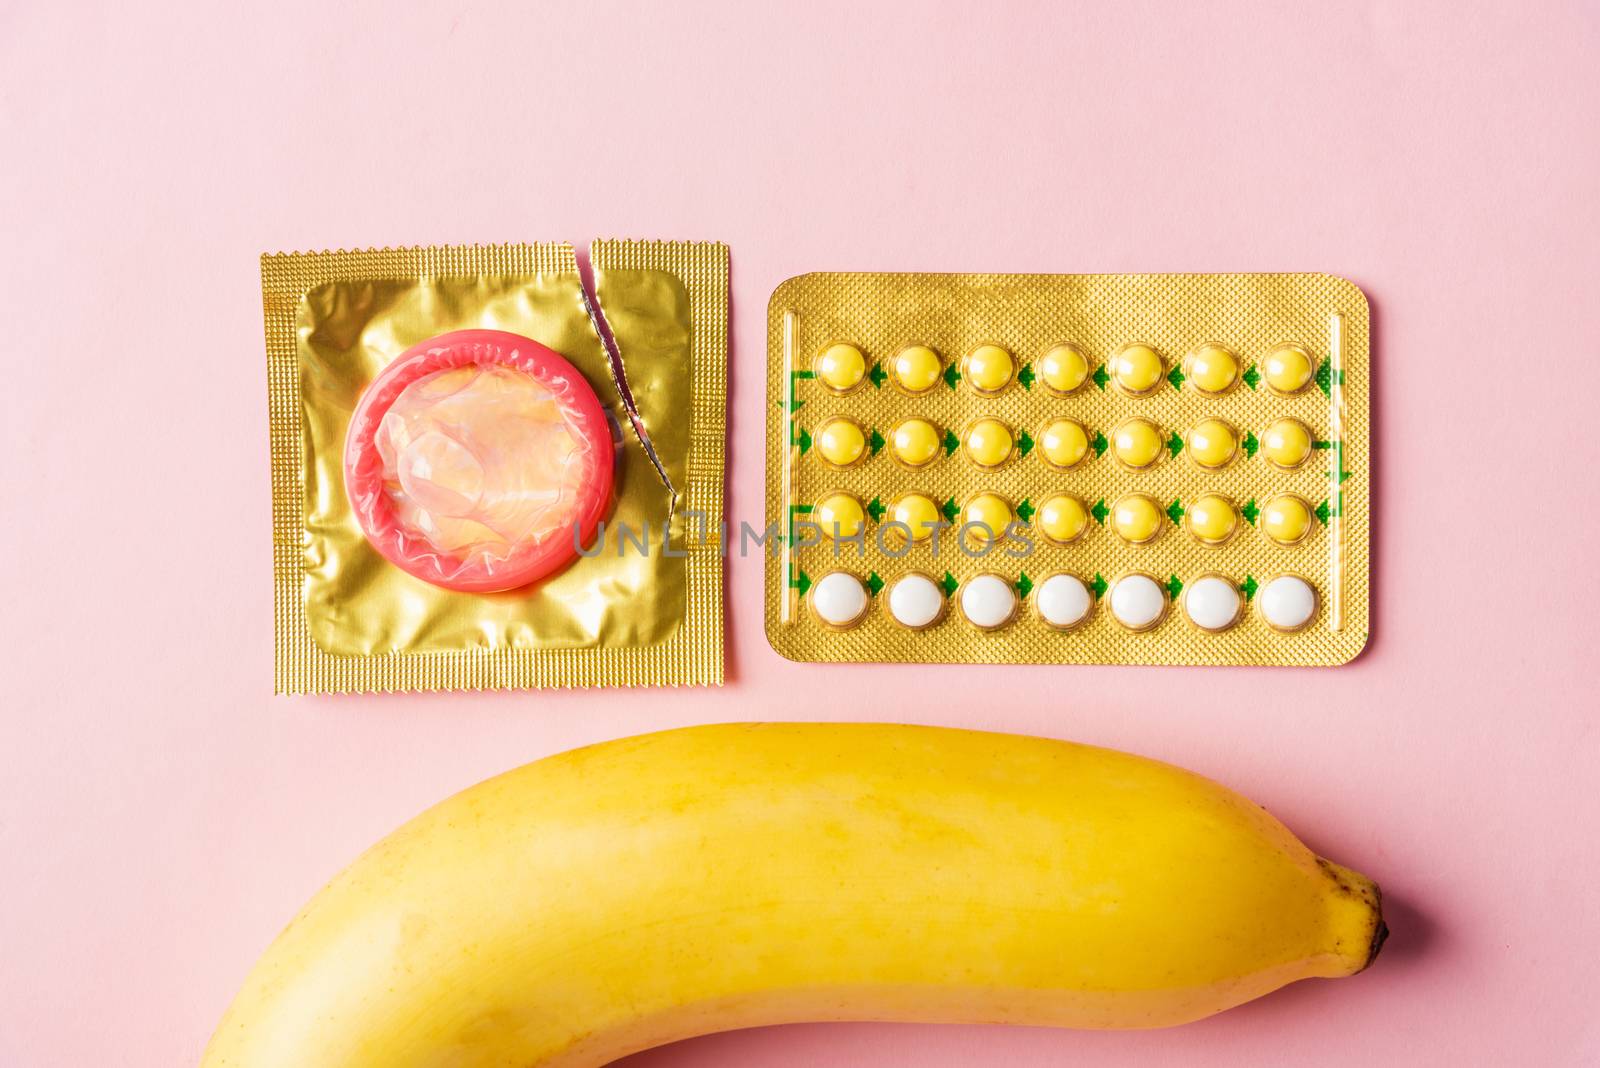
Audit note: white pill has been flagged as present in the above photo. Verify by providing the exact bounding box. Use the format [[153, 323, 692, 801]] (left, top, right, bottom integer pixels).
[[888, 573, 945, 629], [960, 574, 1017, 629], [1036, 573, 1092, 629], [1260, 575, 1317, 632], [1184, 575, 1241, 632], [810, 571, 868, 628], [1109, 574, 1165, 631]]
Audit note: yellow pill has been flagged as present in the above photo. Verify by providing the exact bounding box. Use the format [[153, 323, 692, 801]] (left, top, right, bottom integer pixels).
[[1186, 343, 1239, 395], [1187, 418, 1238, 469], [1111, 417, 1163, 469], [963, 344, 1015, 394], [961, 492, 1013, 543], [1263, 417, 1313, 470], [890, 492, 942, 542], [1038, 343, 1089, 394], [1110, 342, 1164, 395], [891, 417, 941, 468], [815, 417, 866, 468], [1264, 343, 1314, 394], [891, 344, 942, 395], [1111, 494, 1163, 544], [815, 342, 865, 393], [962, 418, 1014, 468], [1262, 494, 1313, 546], [1040, 418, 1090, 470], [1186, 493, 1238, 545], [814, 492, 865, 540], [1037, 493, 1089, 545]]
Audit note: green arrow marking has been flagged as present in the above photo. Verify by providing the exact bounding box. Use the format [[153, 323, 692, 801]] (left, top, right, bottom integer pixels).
[[1017, 498, 1035, 523], [1312, 438, 1333, 450], [942, 429, 960, 457], [792, 425, 812, 454], [1091, 430, 1108, 458], [866, 571, 884, 597], [1315, 357, 1344, 398], [1017, 572, 1033, 598], [1243, 430, 1260, 458], [1166, 498, 1185, 525], [1315, 499, 1330, 525], [1018, 364, 1035, 390], [791, 569, 812, 598], [1166, 574, 1184, 600], [941, 497, 960, 523], [1167, 365, 1186, 391], [868, 362, 886, 388], [1090, 573, 1108, 600], [1336, 464, 1352, 484], [940, 571, 959, 598], [781, 503, 813, 548], [866, 496, 886, 523], [787, 369, 815, 411], [1242, 363, 1261, 390], [1242, 497, 1260, 525], [1091, 498, 1109, 525], [943, 363, 961, 390], [1241, 575, 1259, 602], [1017, 430, 1035, 458], [868, 428, 885, 456], [1166, 431, 1184, 459], [1092, 363, 1110, 390]]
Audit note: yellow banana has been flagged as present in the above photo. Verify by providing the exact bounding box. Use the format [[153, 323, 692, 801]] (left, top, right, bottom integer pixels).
[[203, 723, 1384, 1066]]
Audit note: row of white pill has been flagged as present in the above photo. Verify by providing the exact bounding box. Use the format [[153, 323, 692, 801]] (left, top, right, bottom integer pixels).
[[809, 571, 1319, 634]]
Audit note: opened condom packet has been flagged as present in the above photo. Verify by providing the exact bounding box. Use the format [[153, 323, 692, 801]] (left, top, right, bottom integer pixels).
[[264, 241, 727, 693], [765, 272, 1370, 667]]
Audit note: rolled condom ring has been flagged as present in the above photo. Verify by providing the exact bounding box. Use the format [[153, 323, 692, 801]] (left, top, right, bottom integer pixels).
[[344, 329, 615, 593]]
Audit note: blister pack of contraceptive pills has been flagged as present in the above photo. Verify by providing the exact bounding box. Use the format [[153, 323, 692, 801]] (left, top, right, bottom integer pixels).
[[764, 272, 1370, 667]]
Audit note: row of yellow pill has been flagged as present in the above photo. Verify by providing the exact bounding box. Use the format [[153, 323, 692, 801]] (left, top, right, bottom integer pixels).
[[814, 339, 1320, 397], [810, 490, 1318, 549], [811, 413, 1322, 471]]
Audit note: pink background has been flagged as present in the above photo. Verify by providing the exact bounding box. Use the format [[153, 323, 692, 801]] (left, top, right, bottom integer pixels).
[[3, 2, 1598, 1064]]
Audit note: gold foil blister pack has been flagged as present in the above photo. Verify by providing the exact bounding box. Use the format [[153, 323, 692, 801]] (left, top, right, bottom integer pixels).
[[764, 272, 1370, 666], [265, 241, 727, 693]]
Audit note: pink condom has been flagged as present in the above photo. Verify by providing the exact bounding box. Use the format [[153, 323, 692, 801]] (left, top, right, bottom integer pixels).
[[343, 329, 615, 593]]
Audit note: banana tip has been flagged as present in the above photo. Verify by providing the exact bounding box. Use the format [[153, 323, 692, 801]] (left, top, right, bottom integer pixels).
[[1364, 918, 1389, 970]]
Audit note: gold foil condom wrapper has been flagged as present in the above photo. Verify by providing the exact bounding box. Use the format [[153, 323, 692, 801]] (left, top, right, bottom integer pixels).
[[765, 272, 1370, 667], [265, 241, 727, 693]]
